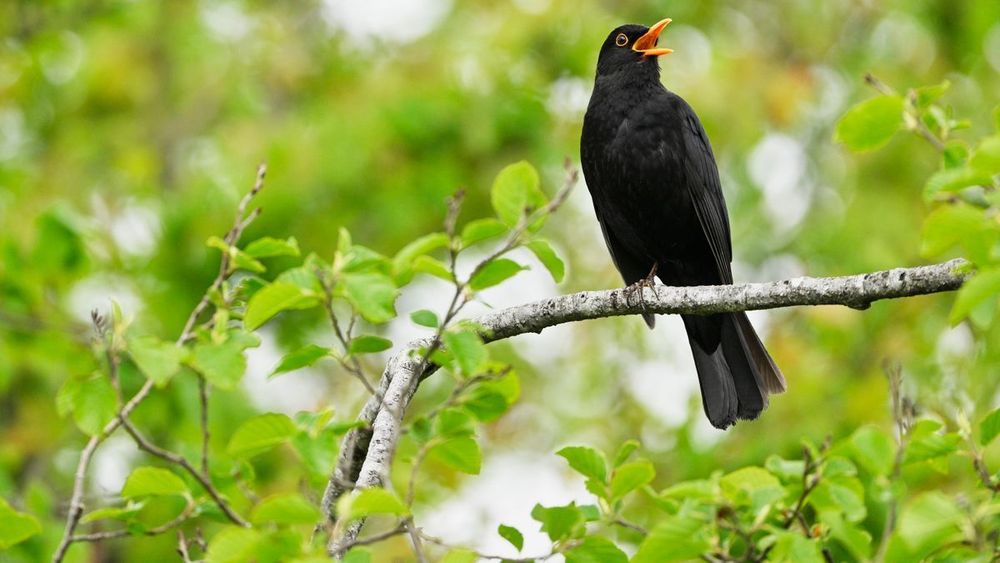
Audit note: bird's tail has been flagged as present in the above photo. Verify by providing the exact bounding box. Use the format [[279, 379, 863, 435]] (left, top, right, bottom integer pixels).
[[681, 312, 785, 429]]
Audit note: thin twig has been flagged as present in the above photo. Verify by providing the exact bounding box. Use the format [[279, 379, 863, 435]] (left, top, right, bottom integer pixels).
[[199, 376, 210, 476], [177, 530, 193, 563], [72, 501, 194, 542]]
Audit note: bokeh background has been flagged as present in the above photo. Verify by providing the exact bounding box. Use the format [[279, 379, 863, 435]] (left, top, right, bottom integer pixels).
[[2, 0, 999, 560]]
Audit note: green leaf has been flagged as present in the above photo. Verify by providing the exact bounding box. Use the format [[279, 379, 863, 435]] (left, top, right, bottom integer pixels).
[[206, 526, 262, 563], [0, 497, 41, 549], [633, 512, 712, 562], [80, 503, 144, 524], [412, 255, 454, 282], [849, 425, 895, 476], [970, 135, 1000, 175], [392, 232, 450, 281], [491, 161, 547, 227], [942, 140, 969, 169], [913, 80, 950, 109], [526, 239, 565, 283], [530, 502, 583, 542], [435, 408, 476, 438], [348, 335, 392, 355], [231, 249, 266, 273], [270, 344, 331, 377], [809, 480, 866, 523], [191, 332, 260, 390], [497, 524, 523, 551], [227, 413, 298, 459], [611, 460, 655, 501], [981, 408, 1000, 446], [923, 166, 992, 201], [337, 488, 408, 522], [720, 466, 783, 511], [565, 536, 627, 563], [60, 373, 117, 437], [410, 309, 439, 328], [251, 493, 322, 525], [341, 272, 398, 324], [469, 258, 525, 290], [890, 492, 964, 561], [904, 419, 960, 464], [440, 550, 477, 563], [770, 531, 824, 562], [129, 336, 183, 387], [834, 95, 904, 151], [612, 440, 640, 467], [461, 218, 507, 247], [244, 282, 317, 330], [921, 203, 996, 265], [950, 267, 1000, 324], [121, 466, 189, 498], [556, 446, 608, 483], [342, 547, 372, 563], [460, 387, 509, 422], [442, 330, 487, 376], [244, 236, 300, 258], [428, 436, 481, 474]]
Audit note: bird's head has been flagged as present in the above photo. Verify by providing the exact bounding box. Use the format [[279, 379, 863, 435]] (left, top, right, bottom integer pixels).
[[595, 19, 673, 77]]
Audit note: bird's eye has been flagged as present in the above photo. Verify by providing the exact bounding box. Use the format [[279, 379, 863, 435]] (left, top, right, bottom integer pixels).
[[615, 33, 628, 47]]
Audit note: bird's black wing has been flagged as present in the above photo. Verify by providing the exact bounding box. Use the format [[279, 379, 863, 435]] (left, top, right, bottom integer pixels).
[[677, 105, 734, 284]]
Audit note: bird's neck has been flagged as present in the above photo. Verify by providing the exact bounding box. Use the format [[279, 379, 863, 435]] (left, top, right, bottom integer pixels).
[[590, 66, 665, 117]]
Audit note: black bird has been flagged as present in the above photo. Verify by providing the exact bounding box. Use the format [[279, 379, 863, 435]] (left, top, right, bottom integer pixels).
[[580, 18, 786, 428]]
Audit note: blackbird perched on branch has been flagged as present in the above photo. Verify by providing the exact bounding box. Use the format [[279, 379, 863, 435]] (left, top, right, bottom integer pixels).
[[580, 18, 786, 429]]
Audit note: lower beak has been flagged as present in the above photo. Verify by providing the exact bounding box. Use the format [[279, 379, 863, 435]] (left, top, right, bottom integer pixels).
[[632, 18, 673, 57]]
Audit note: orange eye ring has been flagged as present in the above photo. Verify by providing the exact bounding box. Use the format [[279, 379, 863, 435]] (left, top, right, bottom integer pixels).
[[615, 33, 628, 47]]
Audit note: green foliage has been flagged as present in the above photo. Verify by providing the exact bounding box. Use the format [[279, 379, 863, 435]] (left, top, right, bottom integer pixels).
[[835, 95, 904, 151], [226, 413, 298, 459], [337, 489, 409, 522], [0, 498, 41, 549], [121, 467, 189, 499]]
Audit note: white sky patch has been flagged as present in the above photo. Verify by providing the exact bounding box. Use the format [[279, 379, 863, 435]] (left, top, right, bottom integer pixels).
[[110, 203, 161, 258], [243, 329, 332, 415], [420, 450, 591, 558], [807, 65, 848, 121], [321, 0, 452, 44], [67, 274, 143, 324], [661, 25, 712, 89], [547, 76, 591, 121], [91, 436, 139, 496], [201, 1, 255, 42], [748, 133, 811, 235]]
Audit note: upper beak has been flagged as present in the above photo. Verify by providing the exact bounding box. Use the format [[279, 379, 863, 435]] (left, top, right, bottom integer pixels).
[[632, 18, 673, 57]]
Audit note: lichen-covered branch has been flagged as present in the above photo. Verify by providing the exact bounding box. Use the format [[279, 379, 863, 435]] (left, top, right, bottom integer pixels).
[[325, 258, 967, 554]]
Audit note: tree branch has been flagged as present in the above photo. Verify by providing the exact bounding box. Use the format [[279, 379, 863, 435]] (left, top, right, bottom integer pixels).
[[325, 259, 968, 553]]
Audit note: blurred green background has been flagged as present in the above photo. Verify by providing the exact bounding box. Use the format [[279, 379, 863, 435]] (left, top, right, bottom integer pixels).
[[2, 0, 999, 560]]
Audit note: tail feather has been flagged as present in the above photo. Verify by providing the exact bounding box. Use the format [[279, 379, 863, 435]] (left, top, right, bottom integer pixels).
[[682, 313, 783, 429]]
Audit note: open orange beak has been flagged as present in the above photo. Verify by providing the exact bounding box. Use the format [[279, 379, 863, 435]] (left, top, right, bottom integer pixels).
[[632, 18, 673, 57]]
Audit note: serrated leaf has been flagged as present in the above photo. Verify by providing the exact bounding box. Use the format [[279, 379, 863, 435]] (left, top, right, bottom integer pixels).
[[565, 536, 627, 563], [244, 282, 317, 330], [410, 309, 439, 328], [497, 524, 523, 551], [633, 512, 711, 562], [610, 460, 655, 500], [121, 466, 189, 498], [0, 498, 41, 549], [251, 493, 322, 525], [980, 408, 1000, 446], [244, 236, 300, 258], [527, 239, 565, 283], [129, 336, 183, 387], [341, 272, 398, 324], [227, 413, 297, 459], [348, 335, 392, 354], [530, 502, 583, 542], [428, 436, 481, 474], [469, 258, 525, 290], [557, 446, 608, 483], [950, 267, 1000, 324], [270, 344, 331, 377], [337, 488, 408, 522], [491, 161, 547, 227], [834, 95, 904, 151], [442, 330, 487, 376], [461, 218, 507, 247]]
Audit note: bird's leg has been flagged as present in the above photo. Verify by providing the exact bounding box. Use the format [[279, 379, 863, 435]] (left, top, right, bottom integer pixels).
[[626, 262, 659, 311]]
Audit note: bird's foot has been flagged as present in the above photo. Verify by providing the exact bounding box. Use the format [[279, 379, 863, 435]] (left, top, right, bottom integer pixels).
[[626, 263, 660, 312]]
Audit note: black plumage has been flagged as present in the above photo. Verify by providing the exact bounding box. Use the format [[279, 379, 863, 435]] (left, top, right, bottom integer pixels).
[[580, 20, 786, 429]]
